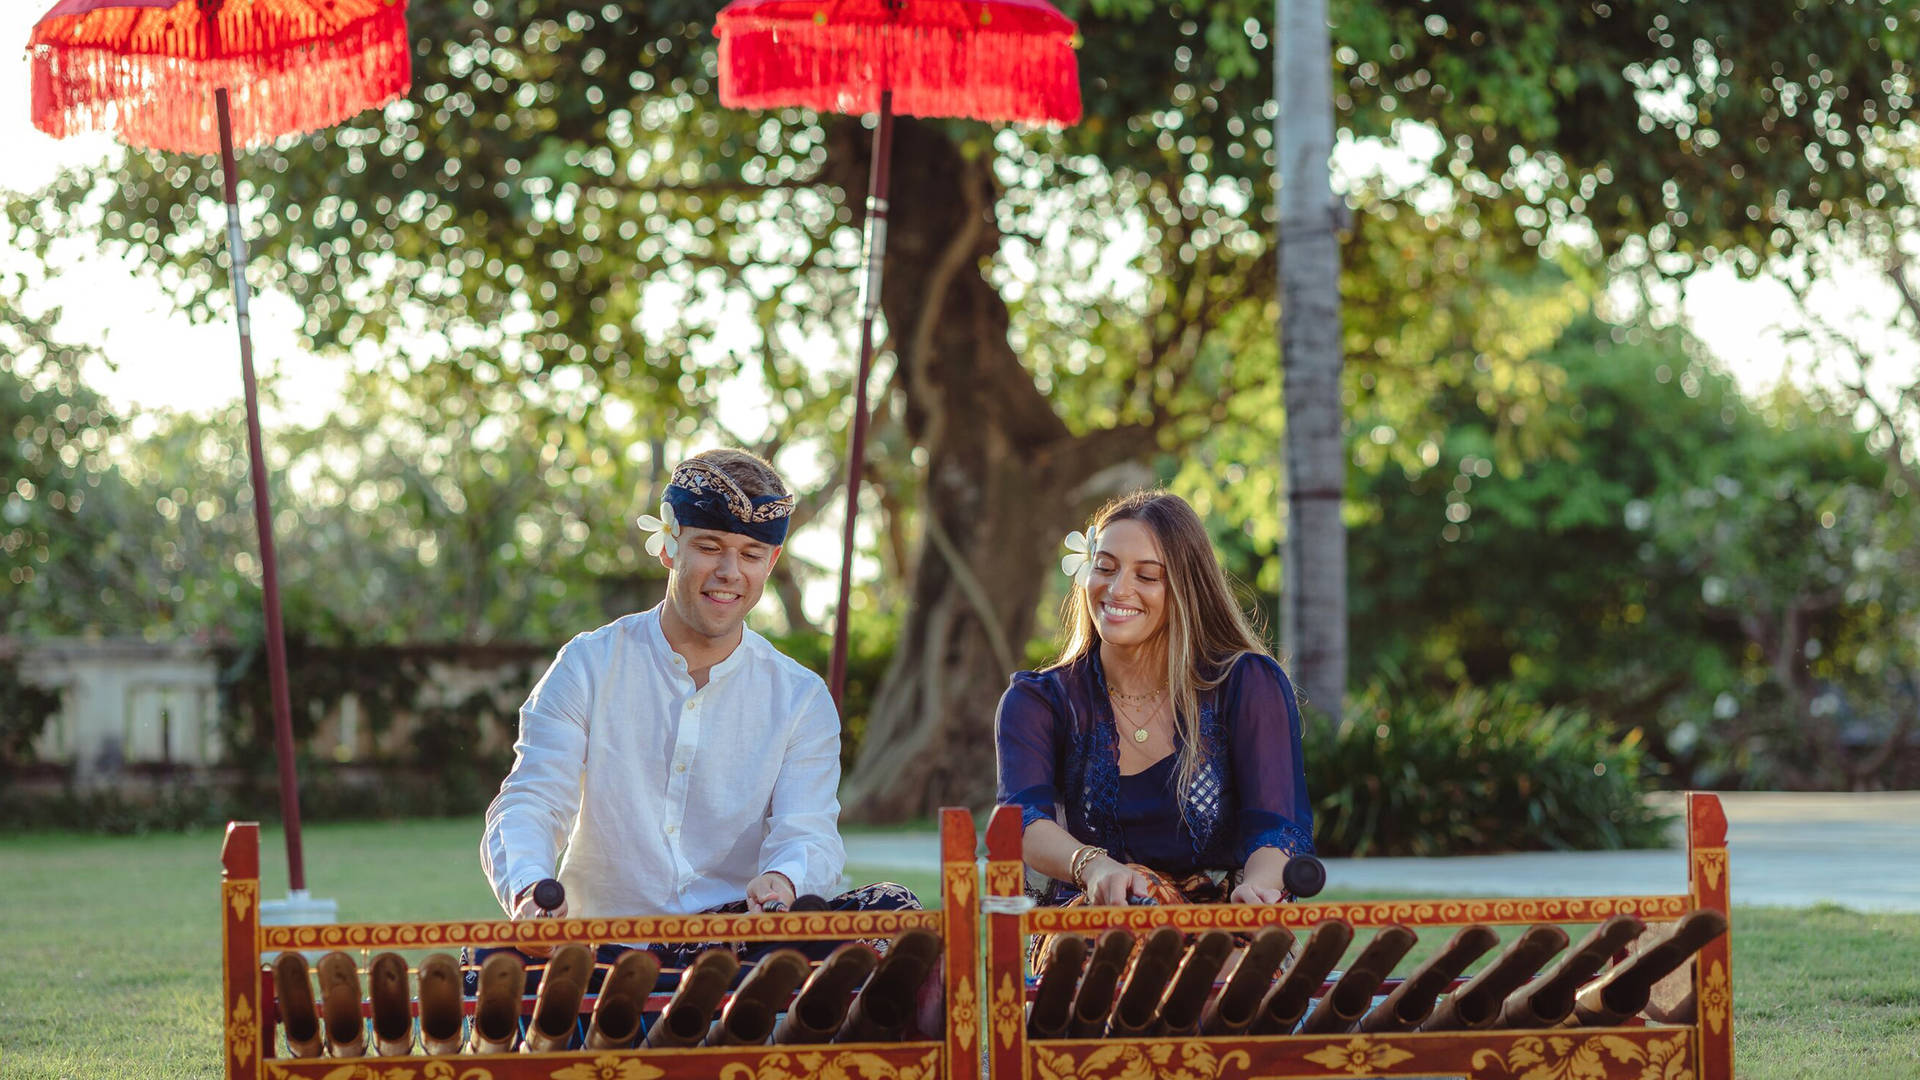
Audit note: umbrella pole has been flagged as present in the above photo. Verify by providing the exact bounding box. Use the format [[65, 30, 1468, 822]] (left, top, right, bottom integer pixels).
[[215, 87, 308, 892], [827, 90, 895, 707]]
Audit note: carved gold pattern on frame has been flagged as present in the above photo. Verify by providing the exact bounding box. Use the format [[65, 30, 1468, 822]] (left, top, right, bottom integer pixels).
[[1468, 1032, 1695, 1080]]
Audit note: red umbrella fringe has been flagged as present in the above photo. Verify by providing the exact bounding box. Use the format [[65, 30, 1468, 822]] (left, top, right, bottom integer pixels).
[[31, 0, 400, 53], [719, 21, 1081, 126], [30, 2, 410, 154]]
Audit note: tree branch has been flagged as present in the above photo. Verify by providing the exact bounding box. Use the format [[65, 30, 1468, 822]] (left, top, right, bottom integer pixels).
[[920, 511, 1018, 678], [1886, 255, 1920, 336], [905, 162, 990, 410]]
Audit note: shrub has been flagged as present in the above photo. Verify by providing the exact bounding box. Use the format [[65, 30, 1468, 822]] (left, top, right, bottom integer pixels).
[[0, 658, 62, 776], [0, 781, 229, 834], [0, 764, 508, 835], [1306, 684, 1670, 857]]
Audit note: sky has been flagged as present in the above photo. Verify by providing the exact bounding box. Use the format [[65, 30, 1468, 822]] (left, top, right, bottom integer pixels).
[[4, 6, 1910, 442]]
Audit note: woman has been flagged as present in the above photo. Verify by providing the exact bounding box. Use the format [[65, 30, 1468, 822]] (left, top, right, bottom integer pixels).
[[995, 490, 1313, 910]]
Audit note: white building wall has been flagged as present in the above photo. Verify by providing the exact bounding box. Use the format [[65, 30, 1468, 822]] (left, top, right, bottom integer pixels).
[[15, 640, 222, 776], [7, 639, 543, 779]]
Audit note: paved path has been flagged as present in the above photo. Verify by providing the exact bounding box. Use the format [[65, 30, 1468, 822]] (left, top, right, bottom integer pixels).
[[842, 791, 1920, 912]]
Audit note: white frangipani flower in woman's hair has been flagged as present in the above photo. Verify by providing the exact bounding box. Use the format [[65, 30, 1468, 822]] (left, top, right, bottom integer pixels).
[[636, 501, 681, 559], [1060, 528, 1100, 587]]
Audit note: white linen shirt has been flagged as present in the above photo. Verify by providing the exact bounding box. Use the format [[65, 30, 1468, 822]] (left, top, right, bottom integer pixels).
[[481, 605, 846, 918]]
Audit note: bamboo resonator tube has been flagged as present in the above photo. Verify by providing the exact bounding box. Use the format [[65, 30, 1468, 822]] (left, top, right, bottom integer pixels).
[[271, 952, 324, 1059], [316, 950, 366, 1057], [1298, 925, 1419, 1034], [524, 944, 594, 1052], [1068, 930, 1138, 1037], [1422, 925, 1571, 1032], [1252, 919, 1355, 1035], [416, 954, 466, 1055], [1500, 914, 1647, 1028], [468, 951, 527, 1054], [1106, 927, 1186, 1037], [775, 943, 881, 1044], [1357, 925, 1499, 1033], [710, 950, 811, 1046], [1154, 931, 1237, 1035], [367, 952, 413, 1056], [1200, 927, 1296, 1036], [1028, 935, 1089, 1038], [840, 927, 943, 1042], [584, 950, 660, 1050], [645, 949, 740, 1048], [1573, 910, 1729, 1026]]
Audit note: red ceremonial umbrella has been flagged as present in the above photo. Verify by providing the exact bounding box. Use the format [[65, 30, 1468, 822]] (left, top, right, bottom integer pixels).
[[715, 0, 1080, 705], [27, 0, 411, 894]]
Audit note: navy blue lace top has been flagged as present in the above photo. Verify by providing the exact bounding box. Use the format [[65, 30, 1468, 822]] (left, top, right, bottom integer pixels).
[[994, 650, 1315, 879]]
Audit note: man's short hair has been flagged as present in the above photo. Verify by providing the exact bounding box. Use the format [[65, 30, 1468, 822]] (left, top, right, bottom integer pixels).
[[683, 448, 788, 499]]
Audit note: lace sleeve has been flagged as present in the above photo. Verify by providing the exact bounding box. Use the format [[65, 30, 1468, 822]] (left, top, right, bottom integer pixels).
[[995, 673, 1064, 830], [1221, 653, 1316, 862]]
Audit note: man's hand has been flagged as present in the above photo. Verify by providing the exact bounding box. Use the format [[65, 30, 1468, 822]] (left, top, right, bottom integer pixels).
[[746, 871, 797, 913], [510, 888, 570, 957], [1082, 857, 1153, 906]]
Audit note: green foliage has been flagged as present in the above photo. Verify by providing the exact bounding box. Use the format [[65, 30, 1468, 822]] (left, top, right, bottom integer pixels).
[[1346, 310, 1914, 789], [1642, 440, 1916, 789], [1307, 684, 1670, 857], [10, 0, 1908, 368], [763, 612, 898, 770], [0, 658, 63, 774], [4, 0, 1915, 809], [0, 285, 125, 628], [1327, 0, 1919, 269]]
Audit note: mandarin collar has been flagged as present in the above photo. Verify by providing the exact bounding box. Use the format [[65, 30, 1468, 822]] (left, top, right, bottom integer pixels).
[[645, 603, 754, 685]]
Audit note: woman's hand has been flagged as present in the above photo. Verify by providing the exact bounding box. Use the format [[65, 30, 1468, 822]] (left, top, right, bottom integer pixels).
[[1229, 882, 1285, 904], [1082, 856, 1153, 905], [1232, 846, 1295, 904]]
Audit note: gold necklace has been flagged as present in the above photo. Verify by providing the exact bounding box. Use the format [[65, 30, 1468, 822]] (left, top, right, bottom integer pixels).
[[1110, 689, 1166, 744], [1109, 682, 1167, 705]]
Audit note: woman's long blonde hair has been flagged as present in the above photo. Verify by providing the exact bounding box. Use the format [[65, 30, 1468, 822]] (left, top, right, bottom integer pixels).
[[1051, 490, 1269, 800]]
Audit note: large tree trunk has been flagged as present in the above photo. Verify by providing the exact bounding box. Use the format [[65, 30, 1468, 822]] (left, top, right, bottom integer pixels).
[[1276, 0, 1347, 724], [832, 118, 1153, 820]]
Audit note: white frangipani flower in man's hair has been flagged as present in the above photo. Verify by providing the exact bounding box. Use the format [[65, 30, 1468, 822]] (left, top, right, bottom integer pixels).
[[636, 501, 681, 559], [1060, 527, 1100, 587]]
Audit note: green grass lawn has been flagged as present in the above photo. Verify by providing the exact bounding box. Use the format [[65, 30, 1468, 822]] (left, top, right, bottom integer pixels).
[[2, 820, 1915, 1079]]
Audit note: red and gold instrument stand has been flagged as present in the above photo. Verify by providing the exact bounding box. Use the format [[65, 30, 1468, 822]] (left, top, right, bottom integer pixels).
[[982, 792, 1734, 1080], [221, 808, 984, 1080]]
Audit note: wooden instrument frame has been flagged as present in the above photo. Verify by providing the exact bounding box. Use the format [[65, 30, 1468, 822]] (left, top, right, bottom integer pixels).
[[220, 808, 983, 1080], [981, 791, 1734, 1080], [221, 794, 1734, 1080]]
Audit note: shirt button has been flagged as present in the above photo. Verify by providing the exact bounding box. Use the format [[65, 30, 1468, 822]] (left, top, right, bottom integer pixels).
[[666, 825, 678, 835], [675, 764, 687, 774]]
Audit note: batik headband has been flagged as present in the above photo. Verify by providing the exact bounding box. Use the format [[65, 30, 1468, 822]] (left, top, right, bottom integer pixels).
[[655, 460, 796, 547]]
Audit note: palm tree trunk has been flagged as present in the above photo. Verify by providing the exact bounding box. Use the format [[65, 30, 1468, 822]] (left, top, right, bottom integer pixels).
[[1276, 0, 1347, 723]]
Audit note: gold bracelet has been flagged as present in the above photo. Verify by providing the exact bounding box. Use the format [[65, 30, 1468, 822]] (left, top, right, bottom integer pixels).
[[1069, 844, 1107, 888]]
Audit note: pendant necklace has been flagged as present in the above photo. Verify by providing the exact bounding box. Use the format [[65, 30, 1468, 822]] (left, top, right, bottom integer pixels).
[[1111, 686, 1166, 744]]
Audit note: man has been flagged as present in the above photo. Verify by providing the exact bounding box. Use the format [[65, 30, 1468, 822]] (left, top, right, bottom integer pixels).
[[482, 448, 915, 945]]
